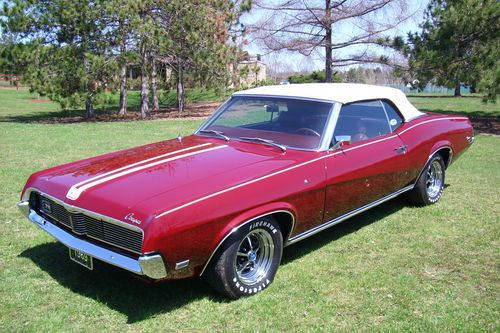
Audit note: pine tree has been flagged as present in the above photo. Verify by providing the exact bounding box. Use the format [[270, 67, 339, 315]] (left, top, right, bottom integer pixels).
[[406, 0, 499, 99]]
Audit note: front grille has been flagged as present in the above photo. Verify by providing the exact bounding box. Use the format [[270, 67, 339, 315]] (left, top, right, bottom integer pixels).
[[42, 198, 72, 228], [30, 192, 143, 254]]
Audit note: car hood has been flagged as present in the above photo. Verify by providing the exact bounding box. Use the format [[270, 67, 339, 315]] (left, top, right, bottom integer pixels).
[[25, 135, 311, 229]]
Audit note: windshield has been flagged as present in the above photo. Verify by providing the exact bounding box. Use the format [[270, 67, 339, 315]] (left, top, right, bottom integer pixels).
[[198, 96, 333, 150]]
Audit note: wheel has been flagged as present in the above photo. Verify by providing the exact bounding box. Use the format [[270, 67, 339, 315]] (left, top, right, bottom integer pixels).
[[295, 127, 321, 137], [205, 216, 283, 299], [407, 154, 446, 206]]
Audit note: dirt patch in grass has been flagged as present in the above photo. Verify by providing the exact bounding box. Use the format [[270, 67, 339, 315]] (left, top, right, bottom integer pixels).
[[30, 99, 51, 103], [468, 117, 499, 135], [33, 102, 221, 124], [9, 98, 500, 135]]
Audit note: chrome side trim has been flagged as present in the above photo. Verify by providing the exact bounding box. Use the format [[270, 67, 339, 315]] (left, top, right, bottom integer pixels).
[[18, 203, 167, 279], [199, 209, 295, 276], [286, 185, 415, 245]]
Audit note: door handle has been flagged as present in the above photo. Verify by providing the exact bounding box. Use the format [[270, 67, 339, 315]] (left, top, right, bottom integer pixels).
[[394, 144, 408, 154]]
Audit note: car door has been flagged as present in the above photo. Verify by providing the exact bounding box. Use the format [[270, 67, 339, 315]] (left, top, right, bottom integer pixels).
[[323, 100, 410, 222]]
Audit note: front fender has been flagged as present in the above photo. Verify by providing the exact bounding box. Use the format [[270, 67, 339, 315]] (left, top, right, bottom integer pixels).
[[199, 202, 297, 276]]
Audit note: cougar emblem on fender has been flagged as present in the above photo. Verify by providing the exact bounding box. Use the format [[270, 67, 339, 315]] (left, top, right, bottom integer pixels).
[[124, 213, 142, 225]]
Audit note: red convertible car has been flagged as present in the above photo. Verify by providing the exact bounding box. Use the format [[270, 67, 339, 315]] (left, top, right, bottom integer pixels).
[[18, 83, 474, 298]]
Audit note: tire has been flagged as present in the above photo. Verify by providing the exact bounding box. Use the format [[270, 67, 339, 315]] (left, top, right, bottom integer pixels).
[[205, 216, 283, 299], [407, 154, 446, 206]]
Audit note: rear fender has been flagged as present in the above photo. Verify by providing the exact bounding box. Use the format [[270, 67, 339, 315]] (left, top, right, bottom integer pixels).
[[429, 141, 454, 168], [413, 142, 453, 185]]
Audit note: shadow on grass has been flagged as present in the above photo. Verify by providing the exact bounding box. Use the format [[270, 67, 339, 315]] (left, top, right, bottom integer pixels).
[[20, 195, 424, 322], [420, 108, 499, 119], [408, 95, 481, 99], [0, 108, 114, 123], [20, 243, 227, 323]]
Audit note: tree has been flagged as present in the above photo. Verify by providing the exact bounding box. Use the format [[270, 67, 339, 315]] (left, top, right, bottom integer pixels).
[[1, 0, 116, 118], [288, 69, 340, 83], [403, 0, 499, 99], [156, 0, 245, 113], [0, 32, 25, 89], [250, 0, 413, 82], [106, 0, 137, 116]]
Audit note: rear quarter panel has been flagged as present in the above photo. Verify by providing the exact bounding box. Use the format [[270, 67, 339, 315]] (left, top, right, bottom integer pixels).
[[397, 114, 473, 181]]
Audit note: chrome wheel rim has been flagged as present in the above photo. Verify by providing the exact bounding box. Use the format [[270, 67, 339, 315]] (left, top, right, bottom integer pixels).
[[426, 160, 443, 198], [235, 229, 274, 285]]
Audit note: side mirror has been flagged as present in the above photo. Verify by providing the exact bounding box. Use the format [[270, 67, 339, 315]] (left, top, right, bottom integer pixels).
[[331, 135, 351, 150]]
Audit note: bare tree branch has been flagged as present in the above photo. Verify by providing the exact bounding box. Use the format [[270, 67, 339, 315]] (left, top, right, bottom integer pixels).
[[249, 0, 414, 80]]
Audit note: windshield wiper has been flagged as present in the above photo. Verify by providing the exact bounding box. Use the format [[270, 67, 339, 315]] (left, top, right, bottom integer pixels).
[[199, 130, 230, 141], [238, 137, 287, 152]]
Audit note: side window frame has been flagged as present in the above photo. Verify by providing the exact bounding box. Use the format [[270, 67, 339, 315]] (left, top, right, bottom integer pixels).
[[380, 99, 404, 132], [332, 99, 394, 146]]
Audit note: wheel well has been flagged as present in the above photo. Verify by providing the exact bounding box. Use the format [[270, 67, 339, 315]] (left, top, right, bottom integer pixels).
[[435, 147, 452, 168], [200, 210, 295, 276], [270, 211, 295, 243]]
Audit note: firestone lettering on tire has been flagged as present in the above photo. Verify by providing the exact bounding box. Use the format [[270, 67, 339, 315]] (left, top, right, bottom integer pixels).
[[232, 276, 271, 294], [249, 221, 277, 234]]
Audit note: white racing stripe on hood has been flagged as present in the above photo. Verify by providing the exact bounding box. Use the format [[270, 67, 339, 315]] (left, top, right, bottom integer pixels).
[[69, 143, 212, 193], [66, 144, 225, 200]]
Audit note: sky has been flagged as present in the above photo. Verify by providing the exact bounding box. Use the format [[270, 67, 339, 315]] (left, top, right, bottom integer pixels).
[[240, 0, 430, 72]]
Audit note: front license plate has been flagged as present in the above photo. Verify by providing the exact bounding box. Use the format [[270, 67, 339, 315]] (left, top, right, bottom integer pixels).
[[69, 248, 93, 270]]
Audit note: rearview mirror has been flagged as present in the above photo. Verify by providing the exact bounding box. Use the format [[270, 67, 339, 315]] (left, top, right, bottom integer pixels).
[[265, 104, 279, 113]]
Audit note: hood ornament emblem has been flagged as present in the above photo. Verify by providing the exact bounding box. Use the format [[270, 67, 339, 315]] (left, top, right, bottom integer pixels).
[[124, 213, 142, 225]]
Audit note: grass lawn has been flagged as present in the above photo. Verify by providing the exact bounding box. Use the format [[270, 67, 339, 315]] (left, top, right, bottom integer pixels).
[[408, 95, 499, 118], [0, 88, 224, 122], [0, 89, 498, 332]]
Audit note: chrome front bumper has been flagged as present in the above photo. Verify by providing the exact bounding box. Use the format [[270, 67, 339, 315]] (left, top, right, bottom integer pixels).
[[17, 201, 168, 279]]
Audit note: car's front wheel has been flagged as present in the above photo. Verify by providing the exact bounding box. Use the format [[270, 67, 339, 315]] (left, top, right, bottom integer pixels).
[[407, 154, 446, 206], [205, 216, 283, 299]]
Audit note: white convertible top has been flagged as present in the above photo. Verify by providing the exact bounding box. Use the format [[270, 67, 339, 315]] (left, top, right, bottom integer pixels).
[[233, 83, 425, 121]]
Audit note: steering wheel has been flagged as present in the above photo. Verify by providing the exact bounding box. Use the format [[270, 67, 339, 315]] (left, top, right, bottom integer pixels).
[[295, 127, 321, 137]]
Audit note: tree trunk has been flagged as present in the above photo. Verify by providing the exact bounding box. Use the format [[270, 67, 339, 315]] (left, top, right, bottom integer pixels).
[[118, 62, 127, 115], [454, 79, 461, 97], [140, 44, 150, 119], [151, 58, 159, 111], [85, 94, 94, 119], [177, 64, 185, 113], [324, 0, 333, 83]]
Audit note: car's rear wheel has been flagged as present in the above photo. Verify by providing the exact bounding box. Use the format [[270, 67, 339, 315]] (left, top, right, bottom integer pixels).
[[407, 154, 446, 206], [205, 216, 283, 299]]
